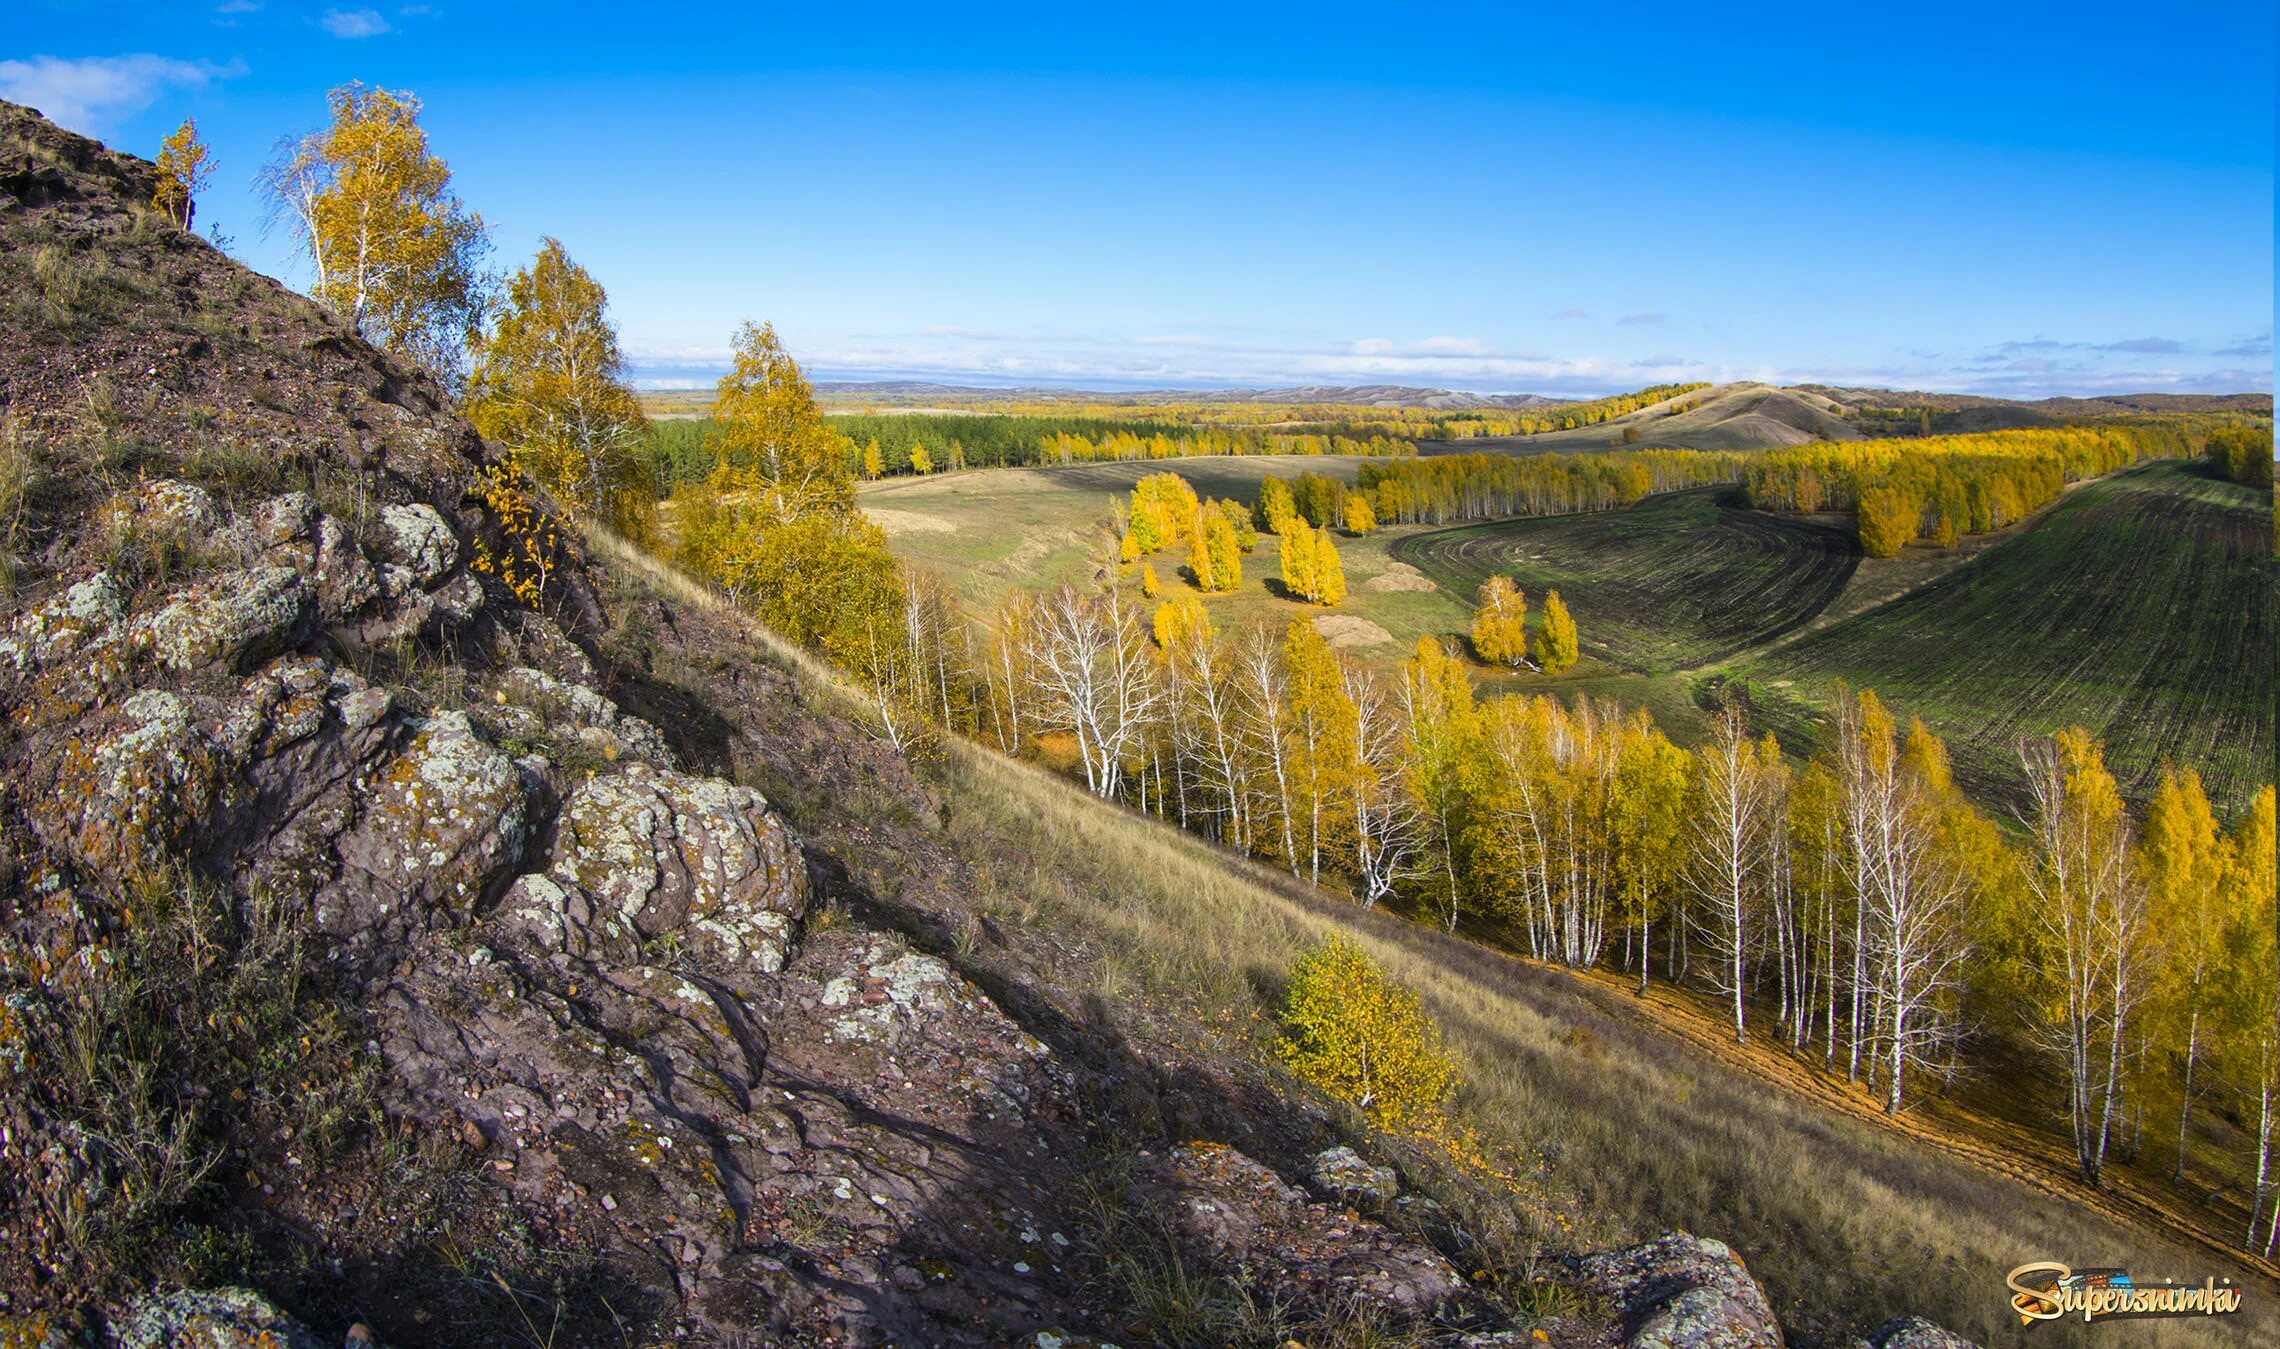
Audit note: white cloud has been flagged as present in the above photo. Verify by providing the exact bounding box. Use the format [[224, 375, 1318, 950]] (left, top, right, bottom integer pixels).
[[0, 54, 245, 135], [321, 8, 392, 38], [624, 325, 2272, 400], [627, 329, 1724, 397]]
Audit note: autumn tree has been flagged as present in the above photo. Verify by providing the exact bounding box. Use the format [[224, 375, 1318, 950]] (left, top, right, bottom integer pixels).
[[1257, 476, 1298, 534], [909, 441, 934, 475], [673, 321, 902, 657], [2019, 727, 2151, 1185], [1276, 934, 1456, 1127], [861, 438, 885, 480], [1023, 577, 1163, 798], [1315, 530, 1348, 606], [2221, 788, 2277, 1250], [1280, 518, 1319, 602], [2207, 424, 2275, 488], [1857, 487, 1920, 558], [1283, 618, 1361, 885], [151, 117, 214, 229], [980, 591, 1037, 756], [2140, 767, 2229, 1182], [1469, 575, 1528, 668], [1215, 498, 1260, 552], [1690, 707, 1781, 1041], [1279, 519, 1346, 606], [1344, 660, 1424, 908], [1313, 533, 1340, 606], [1343, 494, 1377, 535], [1191, 508, 1241, 592], [1836, 691, 1973, 1114], [1401, 637, 1478, 930], [705, 322, 853, 517], [466, 238, 653, 538], [1612, 716, 1693, 992], [1538, 590, 1579, 674], [263, 83, 490, 382]]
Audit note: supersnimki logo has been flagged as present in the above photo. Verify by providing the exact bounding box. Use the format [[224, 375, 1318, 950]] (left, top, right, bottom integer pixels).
[[2006, 1262, 2244, 1326]]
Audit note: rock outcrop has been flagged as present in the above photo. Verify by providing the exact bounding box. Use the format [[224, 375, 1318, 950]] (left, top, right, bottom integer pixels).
[[1579, 1232, 1784, 1349]]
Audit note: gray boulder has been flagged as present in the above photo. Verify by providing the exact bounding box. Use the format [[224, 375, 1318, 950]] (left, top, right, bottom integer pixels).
[[107, 1287, 323, 1349], [1870, 1316, 1978, 1349], [502, 763, 804, 971], [1309, 1144, 1400, 1206], [1579, 1231, 1784, 1348]]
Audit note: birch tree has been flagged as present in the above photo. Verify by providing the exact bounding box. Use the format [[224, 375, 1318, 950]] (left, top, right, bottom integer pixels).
[[262, 83, 490, 383], [467, 238, 653, 537], [2020, 727, 2151, 1183], [1689, 707, 1776, 1042], [1025, 578, 1162, 798]]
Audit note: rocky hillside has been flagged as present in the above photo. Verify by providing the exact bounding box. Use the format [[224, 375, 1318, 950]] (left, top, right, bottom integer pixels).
[[0, 103, 1979, 1348]]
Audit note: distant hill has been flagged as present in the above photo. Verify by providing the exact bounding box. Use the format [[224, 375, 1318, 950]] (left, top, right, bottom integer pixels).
[[1799, 386, 2273, 435], [1433, 382, 1859, 454], [810, 381, 1560, 409], [1423, 382, 2273, 455]]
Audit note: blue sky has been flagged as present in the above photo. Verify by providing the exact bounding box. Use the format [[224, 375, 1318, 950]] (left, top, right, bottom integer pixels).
[[6, 1, 2273, 397]]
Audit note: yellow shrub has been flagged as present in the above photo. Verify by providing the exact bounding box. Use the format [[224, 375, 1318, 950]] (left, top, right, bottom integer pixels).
[[1276, 934, 1455, 1128]]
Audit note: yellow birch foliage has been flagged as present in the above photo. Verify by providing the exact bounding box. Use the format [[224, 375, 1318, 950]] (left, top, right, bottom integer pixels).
[[151, 117, 214, 229], [466, 238, 654, 539], [1316, 532, 1347, 606], [704, 321, 854, 517], [1857, 487, 1919, 558], [1538, 589, 1580, 673], [1153, 595, 1212, 649], [1469, 575, 1528, 668], [1276, 933, 1456, 1128], [263, 84, 489, 379], [1194, 509, 1240, 592], [1343, 494, 1377, 535]]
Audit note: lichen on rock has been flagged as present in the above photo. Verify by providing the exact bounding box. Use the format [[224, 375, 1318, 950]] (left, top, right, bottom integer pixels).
[[106, 1286, 324, 1349], [504, 763, 803, 971], [1579, 1231, 1785, 1349], [330, 709, 530, 934]]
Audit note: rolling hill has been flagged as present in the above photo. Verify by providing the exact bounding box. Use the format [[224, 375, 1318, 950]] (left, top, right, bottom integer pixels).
[[1421, 381, 1862, 454]]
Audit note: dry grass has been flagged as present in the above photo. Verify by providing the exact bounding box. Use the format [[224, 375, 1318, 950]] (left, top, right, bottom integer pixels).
[[588, 522, 2274, 1346]]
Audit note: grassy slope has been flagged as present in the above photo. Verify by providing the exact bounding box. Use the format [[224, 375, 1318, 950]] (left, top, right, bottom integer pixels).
[[1734, 459, 2274, 812], [1392, 488, 1860, 673], [591, 527, 2272, 1347]]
